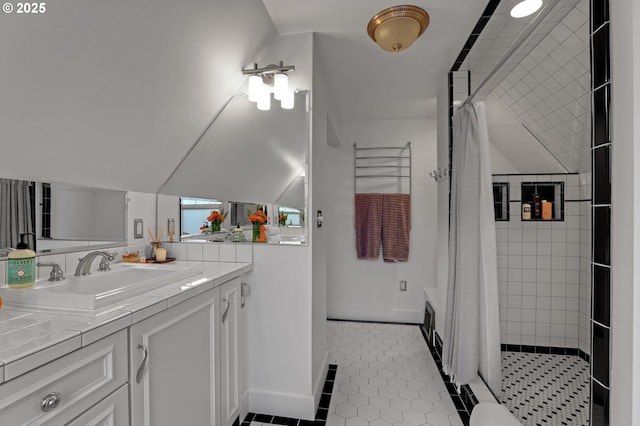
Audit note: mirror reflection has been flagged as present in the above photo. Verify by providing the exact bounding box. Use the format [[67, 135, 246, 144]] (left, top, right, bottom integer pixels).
[[0, 179, 127, 256], [158, 90, 309, 245]]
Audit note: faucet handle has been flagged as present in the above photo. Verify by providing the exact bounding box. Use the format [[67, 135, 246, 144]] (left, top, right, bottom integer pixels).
[[98, 253, 115, 272], [37, 262, 65, 282]]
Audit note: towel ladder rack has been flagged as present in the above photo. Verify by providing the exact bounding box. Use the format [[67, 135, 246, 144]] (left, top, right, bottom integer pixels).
[[354, 142, 412, 195]]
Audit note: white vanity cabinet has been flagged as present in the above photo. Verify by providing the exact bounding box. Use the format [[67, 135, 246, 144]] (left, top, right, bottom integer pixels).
[[0, 329, 128, 426], [220, 277, 242, 426], [129, 276, 244, 426], [67, 384, 129, 426]]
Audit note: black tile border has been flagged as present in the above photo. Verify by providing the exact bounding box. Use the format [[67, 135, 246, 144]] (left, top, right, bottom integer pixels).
[[421, 329, 472, 426], [241, 364, 337, 426], [327, 317, 422, 327], [500, 343, 590, 363], [590, 0, 611, 423], [451, 0, 502, 71]]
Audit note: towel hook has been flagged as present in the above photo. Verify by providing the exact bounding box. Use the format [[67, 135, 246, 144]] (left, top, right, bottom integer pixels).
[[429, 167, 449, 182]]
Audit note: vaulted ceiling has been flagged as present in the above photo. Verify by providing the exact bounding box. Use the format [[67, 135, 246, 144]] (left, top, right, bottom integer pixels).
[[0, 0, 487, 192]]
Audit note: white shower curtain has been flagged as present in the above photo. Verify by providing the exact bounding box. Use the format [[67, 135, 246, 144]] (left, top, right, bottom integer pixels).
[[443, 102, 501, 396]]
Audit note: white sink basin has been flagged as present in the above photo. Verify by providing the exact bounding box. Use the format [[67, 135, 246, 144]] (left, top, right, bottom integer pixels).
[[0, 262, 202, 311]]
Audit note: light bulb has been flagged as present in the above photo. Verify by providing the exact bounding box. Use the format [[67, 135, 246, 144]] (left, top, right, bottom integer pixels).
[[510, 0, 543, 18], [280, 91, 294, 110], [257, 90, 271, 111], [248, 75, 263, 103], [273, 73, 289, 101]]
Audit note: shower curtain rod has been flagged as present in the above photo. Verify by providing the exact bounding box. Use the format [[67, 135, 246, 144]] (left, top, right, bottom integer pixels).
[[461, 0, 562, 107]]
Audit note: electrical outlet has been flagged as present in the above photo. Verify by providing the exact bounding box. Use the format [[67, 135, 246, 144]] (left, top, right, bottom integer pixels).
[[399, 280, 407, 291]]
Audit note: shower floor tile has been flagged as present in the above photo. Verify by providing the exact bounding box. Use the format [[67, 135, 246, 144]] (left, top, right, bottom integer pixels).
[[500, 351, 589, 426], [327, 320, 463, 426]]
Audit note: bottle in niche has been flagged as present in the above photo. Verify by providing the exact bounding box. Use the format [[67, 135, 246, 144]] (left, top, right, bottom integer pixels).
[[522, 203, 532, 220], [533, 194, 542, 218], [542, 200, 553, 220]]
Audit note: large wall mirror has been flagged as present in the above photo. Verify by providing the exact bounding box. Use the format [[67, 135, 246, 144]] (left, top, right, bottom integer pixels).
[[157, 90, 309, 245], [0, 179, 127, 257]]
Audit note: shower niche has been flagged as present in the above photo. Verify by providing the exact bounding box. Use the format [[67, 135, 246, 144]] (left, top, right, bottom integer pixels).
[[521, 182, 564, 221]]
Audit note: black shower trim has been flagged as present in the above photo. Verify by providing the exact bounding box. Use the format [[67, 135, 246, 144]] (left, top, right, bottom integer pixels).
[[501, 343, 590, 363], [590, 0, 611, 423], [241, 364, 337, 426], [327, 317, 421, 327], [451, 0, 502, 71], [421, 328, 473, 426]]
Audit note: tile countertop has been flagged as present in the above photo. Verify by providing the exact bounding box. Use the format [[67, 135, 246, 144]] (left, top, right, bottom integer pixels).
[[0, 261, 252, 384]]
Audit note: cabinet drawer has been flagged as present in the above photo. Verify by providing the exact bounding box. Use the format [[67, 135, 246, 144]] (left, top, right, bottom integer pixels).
[[67, 383, 129, 426], [0, 329, 128, 426]]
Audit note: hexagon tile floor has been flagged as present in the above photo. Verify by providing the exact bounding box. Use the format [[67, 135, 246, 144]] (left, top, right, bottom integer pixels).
[[324, 320, 463, 426]]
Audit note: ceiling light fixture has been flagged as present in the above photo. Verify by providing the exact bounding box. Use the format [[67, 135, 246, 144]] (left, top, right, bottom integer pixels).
[[367, 5, 430, 53], [242, 61, 296, 111], [510, 0, 543, 18]]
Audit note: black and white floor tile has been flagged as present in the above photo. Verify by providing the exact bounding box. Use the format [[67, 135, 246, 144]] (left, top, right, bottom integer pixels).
[[500, 351, 589, 426], [325, 320, 463, 426]]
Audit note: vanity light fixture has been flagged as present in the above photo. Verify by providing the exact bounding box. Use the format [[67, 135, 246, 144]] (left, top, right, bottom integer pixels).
[[367, 5, 430, 53], [510, 0, 543, 18], [242, 61, 296, 111]]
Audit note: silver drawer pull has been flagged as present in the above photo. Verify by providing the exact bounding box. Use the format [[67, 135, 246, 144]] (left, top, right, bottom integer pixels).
[[222, 299, 230, 323], [136, 344, 148, 384], [241, 282, 249, 308], [40, 392, 62, 412]]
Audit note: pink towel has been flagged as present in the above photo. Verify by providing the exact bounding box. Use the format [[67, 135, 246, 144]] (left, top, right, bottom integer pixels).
[[382, 193, 411, 262], [355, 193, 383, 259]]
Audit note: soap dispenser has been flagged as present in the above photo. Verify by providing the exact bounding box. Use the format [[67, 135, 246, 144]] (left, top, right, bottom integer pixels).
[[232, 223, 246, 242], [7, 234, 36, 288]]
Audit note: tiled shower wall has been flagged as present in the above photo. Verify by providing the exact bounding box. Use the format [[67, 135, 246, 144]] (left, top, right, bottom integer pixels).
[[494, 174, 591, 355], [491, 0, 591, 174]]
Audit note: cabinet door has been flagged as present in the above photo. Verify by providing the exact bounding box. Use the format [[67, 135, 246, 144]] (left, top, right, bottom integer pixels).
[[220, 277, 241, 426], [130, 287, 220, 426]]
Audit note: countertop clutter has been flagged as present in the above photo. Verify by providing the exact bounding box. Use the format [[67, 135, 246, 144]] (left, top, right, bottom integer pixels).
[[0, 261, 252, 384]]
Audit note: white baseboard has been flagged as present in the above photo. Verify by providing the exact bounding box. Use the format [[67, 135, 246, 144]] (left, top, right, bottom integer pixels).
[[248, 388, 316, 420], [313, 351, 330, 411], [327, 306, 423, 324]]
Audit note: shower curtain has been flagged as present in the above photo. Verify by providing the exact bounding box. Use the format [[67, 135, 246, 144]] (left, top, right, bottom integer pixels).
[[0, 179, 34, 250], [443, 102, 502, 395]]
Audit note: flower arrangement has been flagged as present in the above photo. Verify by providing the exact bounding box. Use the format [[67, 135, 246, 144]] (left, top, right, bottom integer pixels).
[[248, 208, 267, 223], [206, 209, 226, 232], [278, 212, 288, 226], [248, 207, 267, 242]]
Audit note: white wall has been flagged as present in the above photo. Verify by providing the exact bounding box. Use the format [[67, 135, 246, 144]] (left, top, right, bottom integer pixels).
[[245, 244, 314, 419], [127, 192, 157, 247], [326, 118, 437, 323], [435, 78, 450, 338], [156, 194, 180, 241], [0, 0, 278, 193], [240, 32, 324, 421], [310, 33, 329, 412], [610, 0, 640, 422]]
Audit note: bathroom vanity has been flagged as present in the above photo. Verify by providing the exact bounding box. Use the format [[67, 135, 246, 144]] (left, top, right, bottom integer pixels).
[[0, 261, 251, 426]]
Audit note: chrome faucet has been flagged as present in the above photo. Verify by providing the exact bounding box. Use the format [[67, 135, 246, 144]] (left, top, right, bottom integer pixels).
[[75, 251, 116, 276]]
